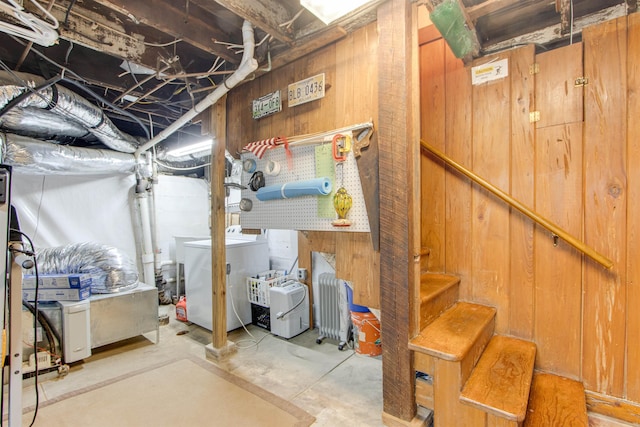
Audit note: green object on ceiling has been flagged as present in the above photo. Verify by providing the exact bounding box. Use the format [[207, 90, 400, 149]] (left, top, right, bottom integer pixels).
[[429, 0, 480, 59]]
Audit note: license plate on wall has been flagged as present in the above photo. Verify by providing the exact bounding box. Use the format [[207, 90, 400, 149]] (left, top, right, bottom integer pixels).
[[288, 73, 325, 107], [252, 90, 282, 119]]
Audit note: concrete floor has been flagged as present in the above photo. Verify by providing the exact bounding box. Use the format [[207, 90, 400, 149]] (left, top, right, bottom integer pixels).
[[15, 304, 386, 426]]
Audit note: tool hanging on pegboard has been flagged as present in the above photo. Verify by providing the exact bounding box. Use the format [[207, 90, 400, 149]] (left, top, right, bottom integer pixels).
[[332, 134, 353, 227]]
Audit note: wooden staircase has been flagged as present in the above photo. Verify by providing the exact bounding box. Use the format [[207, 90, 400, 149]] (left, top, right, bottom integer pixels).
[[409, 273, 589, 427]]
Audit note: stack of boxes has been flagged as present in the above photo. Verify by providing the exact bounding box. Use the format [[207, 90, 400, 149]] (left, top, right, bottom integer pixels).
[[22, 273, 92, 302]]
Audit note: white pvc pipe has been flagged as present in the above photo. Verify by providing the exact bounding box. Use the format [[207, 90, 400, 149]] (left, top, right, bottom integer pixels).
[[136, 192, 155, 285], [134, 20, 259, 157]]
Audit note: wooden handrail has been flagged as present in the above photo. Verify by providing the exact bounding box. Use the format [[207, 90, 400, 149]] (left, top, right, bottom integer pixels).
[[420, 140, 614, 269]]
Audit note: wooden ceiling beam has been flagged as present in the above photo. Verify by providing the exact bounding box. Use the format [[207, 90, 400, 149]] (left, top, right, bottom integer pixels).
[[483, 3, 627, 54], [24, 2, 180, 77], [268, 26, 347, 72], [87, 0, 241, 64], [466, 0, 519, 21], [556, 0, 571, 35], [209, 0, 295, 44]]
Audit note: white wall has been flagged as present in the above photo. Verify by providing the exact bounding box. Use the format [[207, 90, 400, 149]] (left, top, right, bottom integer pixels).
[[12, 171, 327, 313], [154, 174, 210, 262], [11, 173, 210, 281], [266, 229, 298, 273], [12, 173, 138, 256]]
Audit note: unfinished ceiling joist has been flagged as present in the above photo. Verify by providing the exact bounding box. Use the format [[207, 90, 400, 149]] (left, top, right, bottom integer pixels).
[[466, 0, 519, 20], [268, 26, 347, 72], [209, 0, 295, 44], [32, 2, 151, 64], [483, 4, 627, 54], [556, 0, 571, 35], [87, 0, 241, 64]]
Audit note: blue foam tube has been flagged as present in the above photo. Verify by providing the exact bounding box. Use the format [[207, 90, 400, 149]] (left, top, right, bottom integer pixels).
[[256, 177, 332, 201]]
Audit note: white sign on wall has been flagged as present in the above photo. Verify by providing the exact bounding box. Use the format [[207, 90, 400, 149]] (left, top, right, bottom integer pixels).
[[471, 58, 509, 85]]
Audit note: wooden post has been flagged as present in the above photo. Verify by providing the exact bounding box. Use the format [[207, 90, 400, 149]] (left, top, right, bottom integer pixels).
[[379, 0, 421, 423], [205, 95, 237, 360]]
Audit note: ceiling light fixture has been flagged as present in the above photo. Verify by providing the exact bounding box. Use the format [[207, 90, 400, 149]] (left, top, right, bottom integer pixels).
[[166, 139, 213, 157], [300, 0, 374, 25]]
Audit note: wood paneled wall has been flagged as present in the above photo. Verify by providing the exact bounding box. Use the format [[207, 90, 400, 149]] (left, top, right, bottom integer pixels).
[[420, 14, 640, 404], [226, 23, 380, 309]]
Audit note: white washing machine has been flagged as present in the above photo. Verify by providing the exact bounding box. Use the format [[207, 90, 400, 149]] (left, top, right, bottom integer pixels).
[[183, 231, 269, 332]]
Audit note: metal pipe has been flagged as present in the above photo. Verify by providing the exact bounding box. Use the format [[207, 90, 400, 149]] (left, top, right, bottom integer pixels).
[[420, 139, 614, 269], [135, 20, 259, 157]]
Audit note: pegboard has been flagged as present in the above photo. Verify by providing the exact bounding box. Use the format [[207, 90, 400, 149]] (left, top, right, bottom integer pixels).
[[239, 140, 370, 232]]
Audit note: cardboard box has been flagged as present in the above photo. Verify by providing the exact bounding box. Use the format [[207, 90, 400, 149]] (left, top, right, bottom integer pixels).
[[23, 285, 91, 302], [23, 274, 92, 289]]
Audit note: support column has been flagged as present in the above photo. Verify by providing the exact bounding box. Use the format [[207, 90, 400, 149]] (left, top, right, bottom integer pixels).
[[205, 95, 237, 360], [378, 0, 421, 424]]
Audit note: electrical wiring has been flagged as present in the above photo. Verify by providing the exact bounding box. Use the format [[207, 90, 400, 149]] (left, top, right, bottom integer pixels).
[[0, 59, 58, 109], [21, 341, 61, 362], [64, 40, 74, 64], [287, 256, 299, 276], [275, 282, 307, 320], [143, 38, 182, 47], [569, 0, 574, 45], [0, 232, 8, 427], [9, 228, 39, 427], [227, 267, 270, 350], [60, 77, 150, 140], [22, 300, 61, 357], [63, 0, 78, 27], [0, 72, 61, 118]]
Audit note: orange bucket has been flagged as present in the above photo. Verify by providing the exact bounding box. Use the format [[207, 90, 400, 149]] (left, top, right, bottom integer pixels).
[[351, 311, 381, 356]]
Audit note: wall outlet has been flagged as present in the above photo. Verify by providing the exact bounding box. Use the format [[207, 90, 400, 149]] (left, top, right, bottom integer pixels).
[[297, 268, 308, 280]]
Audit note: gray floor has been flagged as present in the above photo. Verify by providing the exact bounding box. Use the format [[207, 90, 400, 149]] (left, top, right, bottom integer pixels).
[[16, 305, 386, 426]]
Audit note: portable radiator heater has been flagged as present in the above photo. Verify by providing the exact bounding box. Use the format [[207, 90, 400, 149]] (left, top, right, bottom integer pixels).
[[269, 281, 309, 339], [315, 273, 351, 350]]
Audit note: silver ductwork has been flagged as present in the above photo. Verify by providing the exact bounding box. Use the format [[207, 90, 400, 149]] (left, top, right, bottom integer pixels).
[[0, 71, 139, 153], [2, 133, 138, 175], [1, 107, 92, 140], [29, 242, 139, 294]]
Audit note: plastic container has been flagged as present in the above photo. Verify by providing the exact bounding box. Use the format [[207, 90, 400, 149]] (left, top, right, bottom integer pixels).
[[345, 283, 369, 313], [251, 303, 271, 330], [246, 270, 288, 307], [176, 296, 188, 322], [351, 311, 381, 356]]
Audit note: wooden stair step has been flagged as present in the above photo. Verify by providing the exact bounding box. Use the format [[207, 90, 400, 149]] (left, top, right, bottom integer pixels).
[[524, 372, 588, 426], [460, 335, 537, 423], [419, 273, 460, 329], [409, 302, 496, 361]]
